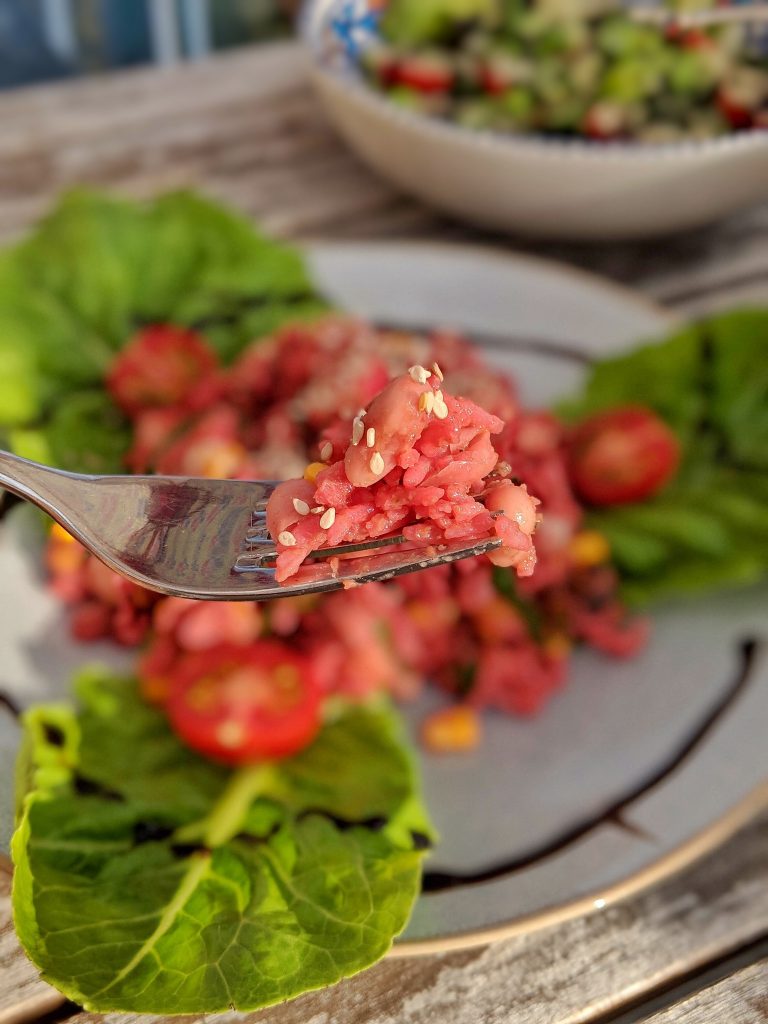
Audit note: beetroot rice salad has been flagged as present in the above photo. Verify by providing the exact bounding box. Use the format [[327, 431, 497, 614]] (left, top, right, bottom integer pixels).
[[266, 365, 539, 583], [46, 315, 648, 759]]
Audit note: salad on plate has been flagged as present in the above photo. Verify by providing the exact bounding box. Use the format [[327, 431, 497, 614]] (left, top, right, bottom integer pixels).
[[1, 191, 767, 1014]]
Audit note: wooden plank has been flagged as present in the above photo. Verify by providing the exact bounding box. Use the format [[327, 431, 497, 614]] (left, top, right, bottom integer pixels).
[[0, 862, 63, 1024], [2, 813, 766, 1024], [645, 961, 768, 1023]]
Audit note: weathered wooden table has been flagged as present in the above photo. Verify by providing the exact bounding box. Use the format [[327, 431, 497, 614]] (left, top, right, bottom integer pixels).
[[0, 42, 766, 1024]]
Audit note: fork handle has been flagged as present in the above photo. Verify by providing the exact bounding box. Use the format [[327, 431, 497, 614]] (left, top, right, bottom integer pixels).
[[0, 449, 82, 525]]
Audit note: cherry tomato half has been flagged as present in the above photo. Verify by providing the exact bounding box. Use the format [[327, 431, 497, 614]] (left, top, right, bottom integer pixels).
[[566, 406, 680, 506], [716, 87, 754, 130], [166, 641, 322, 763], [394, 56, 454, 94]]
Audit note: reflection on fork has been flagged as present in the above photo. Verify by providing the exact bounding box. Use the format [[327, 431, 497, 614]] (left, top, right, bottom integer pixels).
[[0, 449, 500, 602]]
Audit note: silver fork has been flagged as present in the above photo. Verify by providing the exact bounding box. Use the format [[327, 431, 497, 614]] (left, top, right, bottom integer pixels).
[[0, 450, 500, 601]]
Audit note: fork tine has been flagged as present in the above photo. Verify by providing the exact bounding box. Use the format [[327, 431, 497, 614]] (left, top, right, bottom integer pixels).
[[244, 535, 273, 548], [233, 554, 277, 574], [237, 533, 409, 569], [248, 481, 280, 515], [233, 536, 501, 592], [258, 536, 503, 599], [308, 534, 407, 559]]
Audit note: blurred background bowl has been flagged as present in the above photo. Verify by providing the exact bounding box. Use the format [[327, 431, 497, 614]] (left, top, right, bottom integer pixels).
[[301, 0, 768, 240]]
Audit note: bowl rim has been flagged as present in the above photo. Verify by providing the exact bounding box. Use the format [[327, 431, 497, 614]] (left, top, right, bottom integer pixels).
[[299, 0, 768, 163]]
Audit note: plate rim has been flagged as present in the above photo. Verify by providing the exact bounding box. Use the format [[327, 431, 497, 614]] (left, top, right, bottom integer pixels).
[[393, 781, 768, 955], [301, 237, 680, 332]]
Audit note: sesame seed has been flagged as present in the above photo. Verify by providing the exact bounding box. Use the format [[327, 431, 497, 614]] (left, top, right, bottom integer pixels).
[[432, 362, 444, 381], [419, 391, 435, 414], [292, 498, 310, 516], [366, 426, 376, 448], [351, 417, 364, 445], [434, 389, 444, 405], [319, 441, 333, 461], [434, 400, 449, 420], [320, 507, 336, 529], [370, 451, 385, 475], [278, 530, 297, 547], [408, 364, 430, 384]]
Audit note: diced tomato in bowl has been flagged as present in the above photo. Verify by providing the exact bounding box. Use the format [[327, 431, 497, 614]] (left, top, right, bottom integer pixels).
[[393, 54, 455, 94]]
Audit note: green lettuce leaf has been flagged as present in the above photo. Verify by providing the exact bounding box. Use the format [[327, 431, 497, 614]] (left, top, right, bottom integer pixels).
[[703, 310, 768, 472], [561, 309, 768, 605], [42, 392, 132, 475], [0, 190, 326, 471], [133, 191, 325, 362], [12, 670, 433, 1014], [558, 322, 705, 452]]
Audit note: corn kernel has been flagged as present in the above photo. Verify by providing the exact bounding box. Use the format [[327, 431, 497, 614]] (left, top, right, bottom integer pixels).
[[199, 441, 246, 479], [569, 530, 611, 567], [543, 632, 572, 659], [421, 705, 481, 754], [140, 675, 170, 707], [304, 461, 326, 484], [185, 679, 220, 712], [50, 522, 75, 544]]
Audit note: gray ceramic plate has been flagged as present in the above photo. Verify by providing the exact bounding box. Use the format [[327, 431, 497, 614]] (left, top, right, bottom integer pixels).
[[1, 243, 766, 954]]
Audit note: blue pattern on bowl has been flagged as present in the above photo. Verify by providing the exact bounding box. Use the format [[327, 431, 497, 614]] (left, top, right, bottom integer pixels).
[[306, 0, 382, 72]]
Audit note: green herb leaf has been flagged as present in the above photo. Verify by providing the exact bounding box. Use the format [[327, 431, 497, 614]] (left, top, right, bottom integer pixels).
[[492, 565, 542, 640], [44, 391, 132, 475], [558, 322, 705, 448], [135, 191, 326, 362], [0, 190, 326, 470], [562, 310, 768, 604], [12, 670, 432, 1014], [703, 309, 768, 472]]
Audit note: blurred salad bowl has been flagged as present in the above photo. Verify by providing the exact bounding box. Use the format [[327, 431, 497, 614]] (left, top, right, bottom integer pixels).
[[301, 0, 768, 239]]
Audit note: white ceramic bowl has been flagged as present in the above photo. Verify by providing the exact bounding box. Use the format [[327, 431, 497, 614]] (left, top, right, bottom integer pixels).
[[301, 0, 768, 240]]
